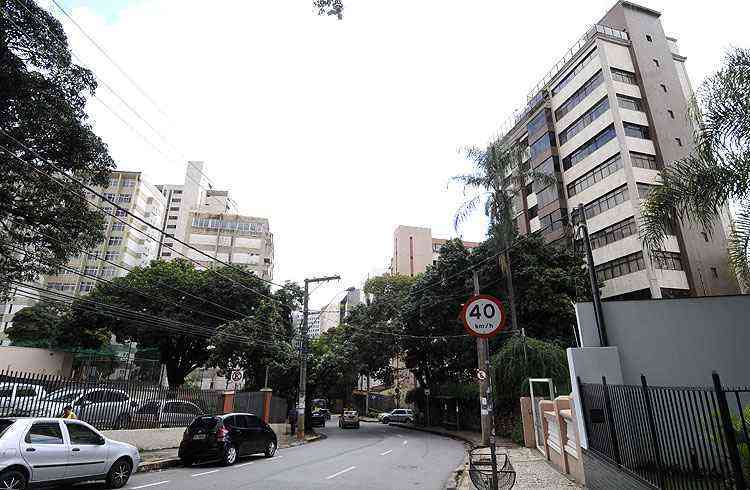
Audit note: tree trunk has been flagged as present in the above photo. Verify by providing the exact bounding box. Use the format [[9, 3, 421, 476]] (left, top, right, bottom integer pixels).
[[499, 251, 519, 330]]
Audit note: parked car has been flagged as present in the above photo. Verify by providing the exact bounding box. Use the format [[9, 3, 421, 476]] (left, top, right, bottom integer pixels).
[[310, 410, 326, 427], [178, 412, 277, 467], [0, 383, 47, 417], [23, 388, 136, 429], [131, 399, 204, 428], [382, 408, 414, 424], [0, 417, 140, 489], [339, 410, 360, 429], [318, 408, 331, 421]]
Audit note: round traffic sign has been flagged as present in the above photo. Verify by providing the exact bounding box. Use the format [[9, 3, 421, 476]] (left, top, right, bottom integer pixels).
[[460, 294, 507, 338], [476, 369, 487, 381], [230, 370, 244, 382]]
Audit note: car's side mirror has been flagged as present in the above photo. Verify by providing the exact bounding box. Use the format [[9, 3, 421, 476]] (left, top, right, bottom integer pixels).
[[97, 436, 106, 445]]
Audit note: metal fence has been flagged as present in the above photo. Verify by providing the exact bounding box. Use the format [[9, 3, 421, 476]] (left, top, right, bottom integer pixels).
[[468, 446, 516, 490], [0, 370, 224, 431], [579, 373, 749, 489], [233, 391, 287, 424]]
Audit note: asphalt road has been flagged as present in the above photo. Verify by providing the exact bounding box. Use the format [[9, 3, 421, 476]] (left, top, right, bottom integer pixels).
[[58, 416, 467, 490]]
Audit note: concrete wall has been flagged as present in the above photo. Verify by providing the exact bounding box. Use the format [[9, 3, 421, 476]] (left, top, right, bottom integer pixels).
[[575, 295, 750, 387], [0, 346, 73, 376]]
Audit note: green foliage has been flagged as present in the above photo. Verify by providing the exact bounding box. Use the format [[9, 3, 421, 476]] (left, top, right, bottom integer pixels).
[[492, 335, 570, 412], [510, 416, 525, 446], [1, 0, 115, 298], [6, 302, 108, 350], [641, 47, 750, 286]]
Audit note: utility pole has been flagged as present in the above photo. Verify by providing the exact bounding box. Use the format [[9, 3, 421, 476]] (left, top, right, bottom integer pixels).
[[576, 203, 608, 346], [473, 271, 499, 490], [297, 275, 340, 441]]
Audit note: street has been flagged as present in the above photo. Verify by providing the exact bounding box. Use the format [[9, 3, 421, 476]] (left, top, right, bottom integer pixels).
[[58, 417, 466, 490]]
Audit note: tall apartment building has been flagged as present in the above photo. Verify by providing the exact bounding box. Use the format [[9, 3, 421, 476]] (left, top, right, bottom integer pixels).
[[390, 225, 479, 276], [497, 1, 738, 300], [0, 171, 167, 336], [156, 161, 274, 281]]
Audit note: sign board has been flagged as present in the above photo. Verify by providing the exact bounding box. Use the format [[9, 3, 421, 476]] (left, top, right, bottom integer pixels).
[[424, 389, 431, 396], [460, 294, 507, 338], [477, 369, 487, 381], [230, 370, 244, 382]]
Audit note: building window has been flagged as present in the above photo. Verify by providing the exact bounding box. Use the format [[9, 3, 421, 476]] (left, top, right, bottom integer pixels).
[[115, 209, 127, 217], [524, 182, 533, 196], [617, 94, 644, 112], [675, 137, 683, 147], [122, 179, 136, 187], [529, 132, 556, 160], [583, 185, 629, 220], [108, 237, 123, 247], [562, 124, 617, 170], [112, 222, 125, 231], [660, 83, 667, 92], [637, 182, 658, 199], [527, 110, 548, 136], [104, 251, 120, 261], [537, 183, 563, 209], [99, 267, 116, 278], [172, 198, 181, 203], [653, 251, 683, 271], [527, 205, 538, 219], [168, 215, 178, 220], [701, 231, 709, 242], [173, 190, 182, 194], [555, 70, 604, 121], [83, 266, 98, 276], [668, 110, 675, 119], [162, 252, 172, 257], [611, 68, 637, 85], [630, 152, 659, 170], [711, 267, 718, 278], [533, 156, 560, 192], [588, 216, 638, 250], [624, 123, 651, 140], [79, 282, 95, 293], [166, 225, 176, 229], [170, 207, 180, 212], [567, 153, 622, 197], [164, 242, 174, 248], [596, 251, 646, 282], [552, 48, 598, 95], [558, 97, 609, 145], [646, 34, 653, 42], [653, 58, 660, 67], [117, 194, 131, 203], [539, 209, 568, 234]]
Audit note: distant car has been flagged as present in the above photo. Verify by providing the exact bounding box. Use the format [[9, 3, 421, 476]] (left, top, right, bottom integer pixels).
[[339, 410, 360, 429], [377, 410, 392, 422], [179, 412, 277, 467], [0, 383, 47, 417], [382, 408, 414, 425], [0, 417, 140, 489], [131, 399, 204, 428], [311, 410, 326, 427], [317, 408, 331, 421], [22, 388, 135, 429]]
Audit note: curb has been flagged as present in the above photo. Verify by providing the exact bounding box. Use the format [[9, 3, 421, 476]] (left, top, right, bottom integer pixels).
[[390, 423, 479, 446]]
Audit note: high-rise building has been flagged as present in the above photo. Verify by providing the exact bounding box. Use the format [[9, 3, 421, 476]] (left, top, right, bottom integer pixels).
[[390, 225, 479, 276], [0, 171, 166, 337], [496, 1, 738, 300], [156, 162, 274, 281]]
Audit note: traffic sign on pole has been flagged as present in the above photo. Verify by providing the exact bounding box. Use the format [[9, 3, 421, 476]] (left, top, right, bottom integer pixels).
[[230, 370, 244, 382], [460, 294, 507, 338], [476, 369, 487, 381]]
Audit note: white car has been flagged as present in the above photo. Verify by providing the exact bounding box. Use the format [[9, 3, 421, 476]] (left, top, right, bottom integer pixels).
[[0, 383, 47, 417], [0, 417, 140, 489], [382, 408, 414, 424], [22, 388, 135, 429]]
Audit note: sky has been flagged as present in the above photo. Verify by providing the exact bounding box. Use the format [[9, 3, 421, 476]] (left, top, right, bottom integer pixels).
[[42, 0, 750, 307]]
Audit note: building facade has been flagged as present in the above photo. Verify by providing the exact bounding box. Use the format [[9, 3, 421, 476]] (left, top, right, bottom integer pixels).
[[390, 225, 479, 276], [1, 171, 167, 337], [156, 161, 274, 281], [498, 1, 738, 300]]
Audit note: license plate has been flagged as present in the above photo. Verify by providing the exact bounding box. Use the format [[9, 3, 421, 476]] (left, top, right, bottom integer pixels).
[[193, 434, 206, 440]]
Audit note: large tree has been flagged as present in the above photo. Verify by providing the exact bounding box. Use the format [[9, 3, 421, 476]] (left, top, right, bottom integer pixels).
[[642, 47, 750, 288], [1, 0, 114, 298], [67, 260, 277, 386], [6, 301, 109, 350]]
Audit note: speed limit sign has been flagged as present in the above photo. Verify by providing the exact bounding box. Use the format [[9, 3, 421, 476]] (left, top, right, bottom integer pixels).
[[460, 294, 507, 338]]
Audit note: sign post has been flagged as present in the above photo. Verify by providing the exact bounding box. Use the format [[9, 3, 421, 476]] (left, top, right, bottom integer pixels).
[[461, 271, 507, 490]]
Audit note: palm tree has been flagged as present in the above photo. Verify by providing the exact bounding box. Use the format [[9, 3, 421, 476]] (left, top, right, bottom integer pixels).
[[641, 47, 750, 289], [453, 141, 555, 329]]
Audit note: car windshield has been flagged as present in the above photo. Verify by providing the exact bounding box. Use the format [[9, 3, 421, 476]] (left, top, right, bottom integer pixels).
[[43, 391, 81, 403], [344, 411, 357, 416]]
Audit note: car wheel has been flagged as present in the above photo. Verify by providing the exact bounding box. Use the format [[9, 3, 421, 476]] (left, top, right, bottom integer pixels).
[[0, 469, 27, 490], [114, 414, 131, 430], [355, 422, 360, 429], [106, 458, 132, 489], [264, 439, 277, 458], [221, 443, 238, 466], [382, 417, 389, 424]]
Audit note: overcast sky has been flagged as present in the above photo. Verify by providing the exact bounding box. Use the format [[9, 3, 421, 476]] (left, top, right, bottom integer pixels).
[[47, 0, 749, 307]]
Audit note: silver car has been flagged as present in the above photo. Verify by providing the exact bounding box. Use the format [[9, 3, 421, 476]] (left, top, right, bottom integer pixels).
[[382, 408, 414, 424], [23, 388, 135, 429], [131, 399, 204, 428], [0, 417, 140, 489], [0, 384, 47, 417]]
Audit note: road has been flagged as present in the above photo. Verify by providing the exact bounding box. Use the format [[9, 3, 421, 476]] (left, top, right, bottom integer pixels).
[[60, 416, 467, 490]]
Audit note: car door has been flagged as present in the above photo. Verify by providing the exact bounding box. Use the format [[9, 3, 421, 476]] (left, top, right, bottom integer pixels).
[[223, 416, 246, 453], [161, 402, 180, 427], [63, 421, 108, 479], [392, 409, 403, 422], [244, 415, 266, 454], [75, 390, 105, 424], [20, 421, 70, 483]]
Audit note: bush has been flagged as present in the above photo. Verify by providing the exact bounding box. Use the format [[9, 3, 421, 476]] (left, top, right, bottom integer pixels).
[[510, 416, 525, 446]]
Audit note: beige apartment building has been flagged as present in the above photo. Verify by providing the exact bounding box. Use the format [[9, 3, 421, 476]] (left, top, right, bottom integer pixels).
[[156, 161, 274, 281], [390, 225, 479, 276], [1, 171, 167, 336], [496, 1, 738, 300]]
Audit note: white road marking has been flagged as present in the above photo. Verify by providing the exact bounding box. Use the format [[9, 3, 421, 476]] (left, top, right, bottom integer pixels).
[[402, 440, 408, 445], [191, 469, 220, 477], [380, 450, 393, 456], [235, 462, 254, 468], [325, 466, 357, 480], [132, 482, 170, 489]]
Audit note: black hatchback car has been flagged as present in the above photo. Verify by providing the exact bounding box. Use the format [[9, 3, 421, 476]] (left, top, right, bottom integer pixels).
[[179, 412, 277, 466]]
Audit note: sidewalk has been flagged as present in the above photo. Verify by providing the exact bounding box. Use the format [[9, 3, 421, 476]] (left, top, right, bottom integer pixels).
[[137, 432, 323, 472]]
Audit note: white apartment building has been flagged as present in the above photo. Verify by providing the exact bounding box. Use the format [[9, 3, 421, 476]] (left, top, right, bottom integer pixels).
[[0, 171, 166, 337], [156, 162, 274, 281]]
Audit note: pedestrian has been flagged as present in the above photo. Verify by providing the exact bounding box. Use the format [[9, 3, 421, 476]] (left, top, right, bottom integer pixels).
[[288, 407, 297, 435], [61, 405, 77, 419]]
